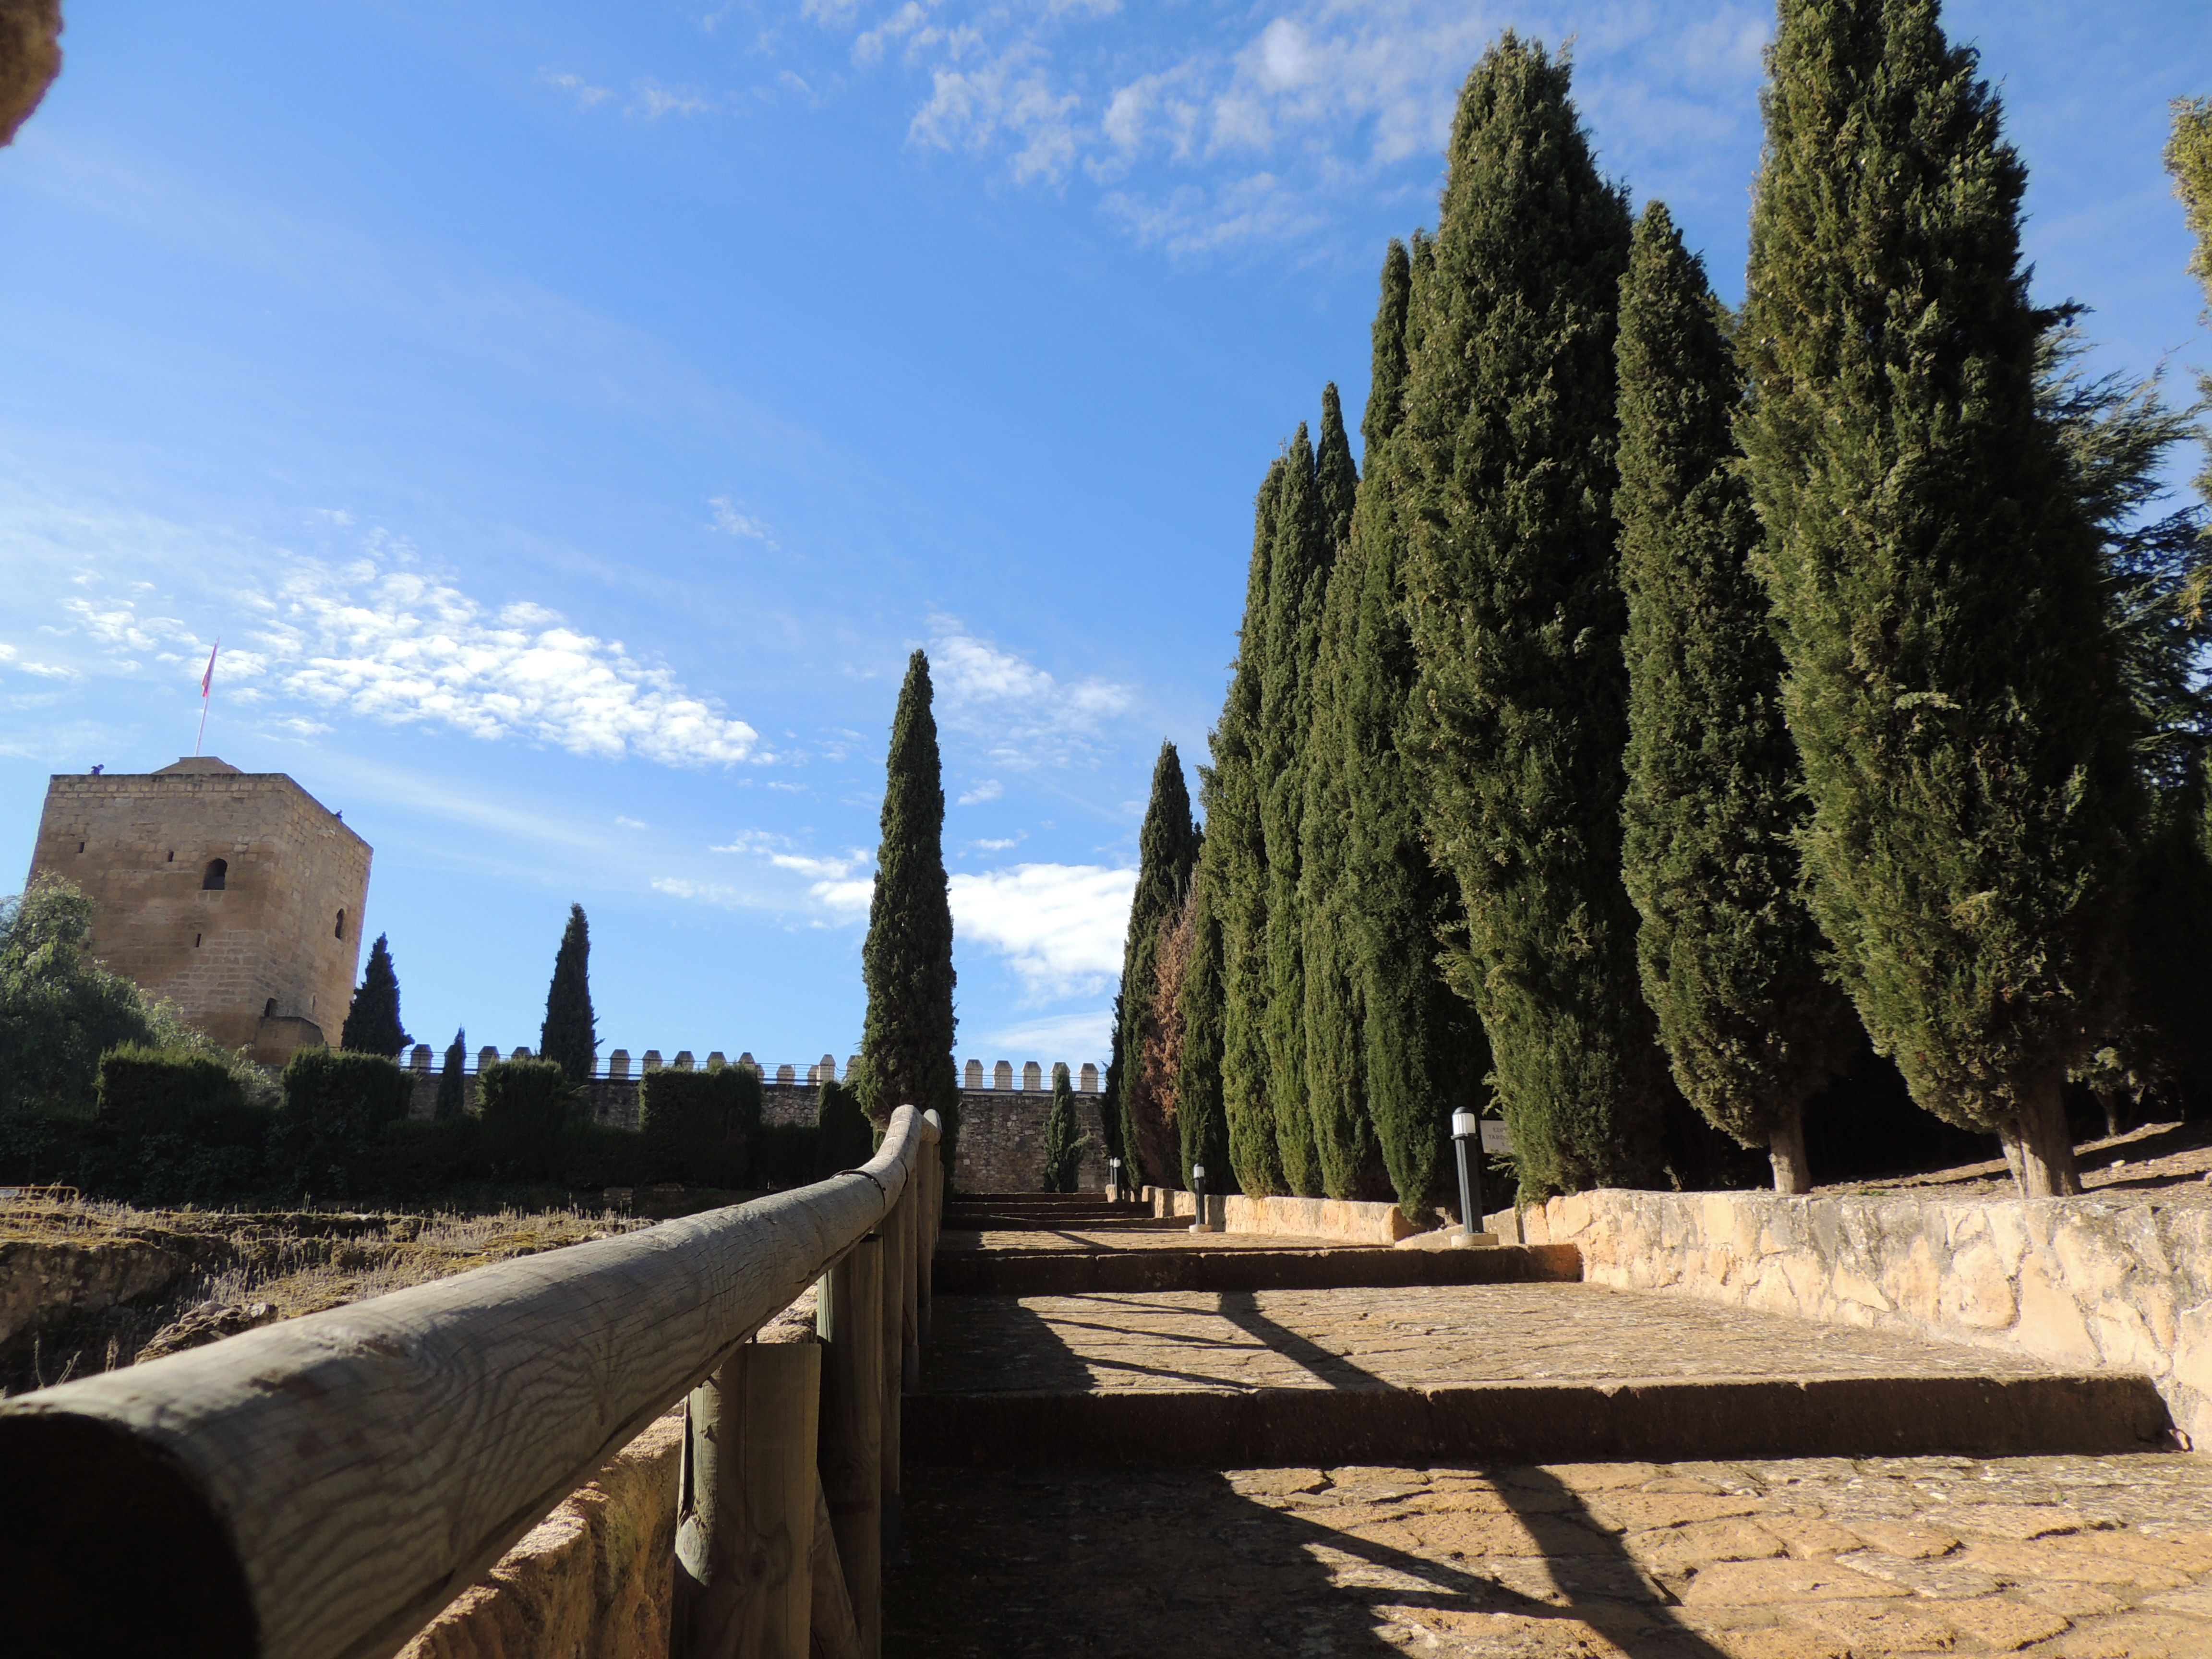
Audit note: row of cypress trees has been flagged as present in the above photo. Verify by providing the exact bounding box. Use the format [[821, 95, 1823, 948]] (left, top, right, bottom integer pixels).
[[1118, 3, 2212, 1211]]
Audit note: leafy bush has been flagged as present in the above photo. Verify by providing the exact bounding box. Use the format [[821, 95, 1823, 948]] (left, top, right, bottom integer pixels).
[[478, 1058, 577, 1179], [276, 1048, 409, 1197], [815, 1078, 877, 1175], [638, 1063, 761, 1186], [0, 877, 165, 1114], [97, 1045, 265, 1145], [752, 1121, 824, 1188]]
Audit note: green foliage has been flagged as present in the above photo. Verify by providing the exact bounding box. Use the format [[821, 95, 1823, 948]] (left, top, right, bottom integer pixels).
[[1738, 0, 2135, 1193], [1174, 866, 1231, 1190], [435, 1027, 468, 1121], [816, 1077, 877, 1174], [539, 904, 598, 1084], [0, 876, 164, 1113], [96, 1045, 253, 1138], [638, 1062, 759, 1187], [339, 934, 409, 1057], [2170, 97, 2212, 306], [1111, 741, 1199, 1184], [1301, 382, 1390, 1203], [1215, 461, 1285, 1195], [1397, 35, 1664, 1199], [858, 650, 961, 1167], [278, 1047, 409, 1196], [1615, 201, 1856, 1190], [1325, 235, 1489, 1222], [1042, 1062, 1086, 1192], [1259, 422, 1337, 1195]]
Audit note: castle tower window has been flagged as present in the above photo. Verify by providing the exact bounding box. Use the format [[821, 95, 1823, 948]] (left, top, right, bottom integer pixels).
[[334, 908, 346, 940], [202, 858, 228, 890], [194, 933, 202, 948], [166, 850, 175, 862], [264, 998, 278, 1018]]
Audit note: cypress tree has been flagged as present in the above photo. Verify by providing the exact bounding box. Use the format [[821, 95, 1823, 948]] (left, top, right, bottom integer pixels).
[[1258, 424, 1336, 1195], [1111, 741, 1200, 1183], [1330, 234, 1492, 1220], [2171, 96, 2212, 514], [1616, 202, 1856, 1194], [1302, 383, 1389, 1201], [339, 934, 409, 1058], [1175, 863, 1231, 1189], [1398, 35, 1664, 1198], [1738, 0, 2135, 1196], [539, 903, 598, 1084], [1041, 1062, 1084, 1192], [434, 1026, 467, 1121], [857, 649, 962, 1170], [1216, 462, 1286, 1193]]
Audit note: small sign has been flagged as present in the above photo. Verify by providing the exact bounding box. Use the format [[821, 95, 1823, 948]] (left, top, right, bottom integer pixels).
[[1479, 1120, 1513, 1155]]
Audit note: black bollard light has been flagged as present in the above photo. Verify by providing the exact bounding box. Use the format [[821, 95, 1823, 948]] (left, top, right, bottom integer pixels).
[[1451, 1109, 1484, 1242], [1189, 1163, 1209, 1233]]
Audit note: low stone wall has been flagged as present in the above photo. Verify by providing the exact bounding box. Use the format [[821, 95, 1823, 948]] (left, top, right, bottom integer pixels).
[[955, 1090, 1111, 1194], [1143, 1187, 1417, 1246], [1517, 1188, 2211, 1448], [399, 1411, 684, 1659]]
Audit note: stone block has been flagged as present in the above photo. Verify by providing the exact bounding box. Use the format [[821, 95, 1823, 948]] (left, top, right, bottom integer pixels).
[[1940, 1239, 2017, 1331], [2013, 1253, 2100, 1369]]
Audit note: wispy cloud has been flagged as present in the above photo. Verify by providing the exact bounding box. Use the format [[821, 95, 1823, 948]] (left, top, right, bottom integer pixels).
[[969, 1008, 1111, 1064], [796, 0, 1772, 256], [713, 831, 876, 919], [949, 861, 1132, 997], [958, 778, 1003, 805], [708, 496, 778, 546], [538, 68, 613, 109], [54, 560, 761, 766], [929, 616, 1132, 769], [637, 79, 713, 119]]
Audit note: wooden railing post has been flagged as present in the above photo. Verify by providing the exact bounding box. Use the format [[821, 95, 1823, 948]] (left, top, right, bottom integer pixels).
[[817, 1238, 884, 1659], [673, 1341, 820, 1659], [901, 1172, 923, 1393], [877, 1181, 910, 1569], [917, 1112, 940, 1344]]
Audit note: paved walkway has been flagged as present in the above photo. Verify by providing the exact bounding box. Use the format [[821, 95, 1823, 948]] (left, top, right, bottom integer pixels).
[[893, 1195, 2210, 1655]]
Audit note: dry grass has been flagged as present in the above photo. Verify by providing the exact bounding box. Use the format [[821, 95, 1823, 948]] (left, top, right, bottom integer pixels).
[[2, 1192, 654, 1395]]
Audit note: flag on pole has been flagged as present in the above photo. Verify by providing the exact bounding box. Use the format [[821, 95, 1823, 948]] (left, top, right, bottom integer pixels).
[[195, 639, 219, 757]]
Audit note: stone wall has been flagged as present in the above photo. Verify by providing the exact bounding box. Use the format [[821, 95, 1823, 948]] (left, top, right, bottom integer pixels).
[[1516, 1188, 2212, 1448], [27, 757, 372, 1065], [398, 1411, 682, 1659]]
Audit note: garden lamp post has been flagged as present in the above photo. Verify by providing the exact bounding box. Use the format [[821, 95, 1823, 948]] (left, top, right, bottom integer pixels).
[[1190, 1163, 1211, 1234], [1107, 1156, 1122, 1203], [1451, 1110, 1484, 1242]]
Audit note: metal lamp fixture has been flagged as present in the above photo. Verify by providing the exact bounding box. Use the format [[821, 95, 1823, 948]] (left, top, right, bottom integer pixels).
[[1450, 1110, 1483, 1240], [1107, 1155, 1122, 1203], [1190, 1163, 1209, 1234]]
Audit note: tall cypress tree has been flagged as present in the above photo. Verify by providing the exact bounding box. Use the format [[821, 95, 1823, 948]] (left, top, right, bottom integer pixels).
[[1176, 862, 1231, 1189], [1616, 202, 1856, 1194], [434, 1026, 468, 1121], [1334, 234, 1491, 1220], [2170, 96, 2212, 514], [339, 934, 409, 1058], [1738, 0, 2134, 1196], [1112, 741, 1200, 1183], [539, 903, 598, 1084], [1041, 1062, 1084, 1192], [1302, 385, 1391, 1201], [1259, 424, 1335, 1195], [1398, 35, 1664, 1198], [857, 650, 962, 1170], [1217, 461, 1286, 1194]]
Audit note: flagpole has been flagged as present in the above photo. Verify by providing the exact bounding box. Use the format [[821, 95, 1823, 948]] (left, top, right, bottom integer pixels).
[[195, 640, 219, 757]]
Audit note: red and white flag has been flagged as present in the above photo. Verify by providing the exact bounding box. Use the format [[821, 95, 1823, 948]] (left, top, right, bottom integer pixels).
[[200, 640, 219, 698]]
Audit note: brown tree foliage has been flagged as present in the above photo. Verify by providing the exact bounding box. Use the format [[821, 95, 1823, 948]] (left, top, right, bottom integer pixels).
[[1132, 887, 1197, 1183]]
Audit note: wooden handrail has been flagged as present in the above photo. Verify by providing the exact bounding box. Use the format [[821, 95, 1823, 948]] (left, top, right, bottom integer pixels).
[[0, 1104, 940, 1659]]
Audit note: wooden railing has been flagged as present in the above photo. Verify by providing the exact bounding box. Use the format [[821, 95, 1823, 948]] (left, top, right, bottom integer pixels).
[[0, 1104, 945, 1659]]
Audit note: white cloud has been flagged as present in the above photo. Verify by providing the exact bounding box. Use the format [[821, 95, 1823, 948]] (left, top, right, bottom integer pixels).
[[770, 850, 868, 879], [958, 778, 1003, 805], [539, 68, 613, 109], [929, 617, 1133, 769], [969, 1009, 1111, 1064], [811, 877, 876, 921], [637, 80, 712, 119], [949, 862, 1132, 997], [708, 496, 777, 545], [616, 815, 650, 830], [971, 835, 1022, 852]]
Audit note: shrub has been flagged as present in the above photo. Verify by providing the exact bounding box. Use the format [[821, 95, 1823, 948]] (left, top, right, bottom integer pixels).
[[277, 1047, 409, 1197], [752, 1122, 824, 1189], [478, 1058, 577, 1180], [96, 1044, 261, 1144], [639, 1063, 760, 1186], [815, 1078, 876, 1176]]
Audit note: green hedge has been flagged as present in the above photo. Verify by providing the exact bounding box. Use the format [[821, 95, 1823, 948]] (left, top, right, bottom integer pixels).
[[96, 1045, 264, 1145], [277, 1048, 409, 1197], [478, 1059, 576, 1179], [639, 1064, 762, 1186]]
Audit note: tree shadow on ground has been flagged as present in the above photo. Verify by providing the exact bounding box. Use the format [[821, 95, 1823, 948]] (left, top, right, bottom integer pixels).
[[888, 1463, 1731, 1658]]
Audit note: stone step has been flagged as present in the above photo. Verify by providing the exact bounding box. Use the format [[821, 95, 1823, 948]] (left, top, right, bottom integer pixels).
[[933, 1243, 1582, 1296], [906, 1284, 2173, 1467]]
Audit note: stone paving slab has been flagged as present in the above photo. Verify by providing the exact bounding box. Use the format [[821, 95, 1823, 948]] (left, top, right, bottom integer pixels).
[[920, 1286, 2072, 1395], [931, 1244, 1583, 1297], [885, 1453, 2212, 1657], [938, 1225, 1351, 1252]]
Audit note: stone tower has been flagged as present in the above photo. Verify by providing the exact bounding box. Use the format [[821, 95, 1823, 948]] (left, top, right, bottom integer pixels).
[[25, 757, 373, 1066]]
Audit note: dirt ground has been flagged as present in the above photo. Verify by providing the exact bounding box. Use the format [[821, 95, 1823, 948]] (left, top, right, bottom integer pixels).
[[1816, 1119, 2212, 1206]]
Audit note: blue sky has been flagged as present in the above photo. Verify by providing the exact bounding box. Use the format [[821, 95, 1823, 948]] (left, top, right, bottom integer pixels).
[[2, 0, 2207, 1075]]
